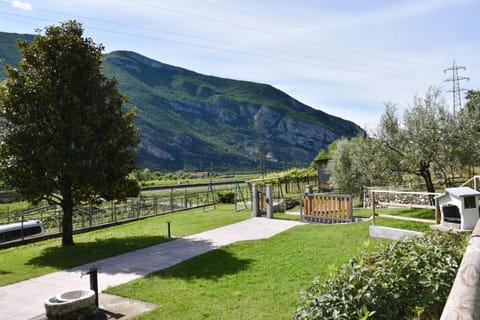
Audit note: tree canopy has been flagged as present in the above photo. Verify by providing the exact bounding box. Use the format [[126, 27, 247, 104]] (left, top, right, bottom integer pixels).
[[0, 20, 139, 246], [327, 87, 480, 196]]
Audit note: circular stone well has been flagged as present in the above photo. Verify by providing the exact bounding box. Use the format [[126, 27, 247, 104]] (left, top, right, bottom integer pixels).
[[44, 289, 96, 320]]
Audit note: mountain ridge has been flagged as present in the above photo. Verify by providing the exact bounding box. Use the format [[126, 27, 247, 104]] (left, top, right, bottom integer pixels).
[[0, 32, 362, 171]]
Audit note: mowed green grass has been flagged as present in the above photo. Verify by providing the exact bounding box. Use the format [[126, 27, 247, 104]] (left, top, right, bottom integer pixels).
[[107, 221, 388, 320], [354, 207, 436, 220], [353, 207, 435, 232], [0, 205, 251, 286]]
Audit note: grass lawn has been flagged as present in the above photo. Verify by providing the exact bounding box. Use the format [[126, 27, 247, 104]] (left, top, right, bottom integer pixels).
[[106, 220, 388, 320], [0, 204, 251, 286], [353, 207, 435, 220], [373, 217, 433, 232]]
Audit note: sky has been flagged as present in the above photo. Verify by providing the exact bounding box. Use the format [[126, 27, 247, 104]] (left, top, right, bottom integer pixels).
[[0, 0, 479, 131]]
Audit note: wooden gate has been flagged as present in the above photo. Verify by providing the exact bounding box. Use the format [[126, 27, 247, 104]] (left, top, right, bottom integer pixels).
[[301, 194, 353, 224]]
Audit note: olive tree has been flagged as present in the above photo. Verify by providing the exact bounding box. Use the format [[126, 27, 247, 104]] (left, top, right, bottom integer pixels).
[[0, 21, 139, 246], [374, 86, 480, 192], [328, 87, 480, 196], [327, 135, 401, 196]]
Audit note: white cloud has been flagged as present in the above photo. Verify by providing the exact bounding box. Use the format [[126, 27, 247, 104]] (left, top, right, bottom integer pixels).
[[4, 0, 32, 10]]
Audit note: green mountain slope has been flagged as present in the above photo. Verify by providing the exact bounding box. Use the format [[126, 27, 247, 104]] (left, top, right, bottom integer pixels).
[[0, 32, 362, 171], [0, 32, 34, 79]]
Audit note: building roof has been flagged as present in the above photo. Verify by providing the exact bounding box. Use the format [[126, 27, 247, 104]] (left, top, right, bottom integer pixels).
[[439, 187, 480, 199]]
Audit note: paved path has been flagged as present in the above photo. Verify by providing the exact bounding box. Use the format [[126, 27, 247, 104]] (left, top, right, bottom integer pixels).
[[0, 217, 302, 320]]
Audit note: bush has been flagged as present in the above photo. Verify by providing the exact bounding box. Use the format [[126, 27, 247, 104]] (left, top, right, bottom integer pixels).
[[217, 192, 235, 203], [293, 231, 468, 320]]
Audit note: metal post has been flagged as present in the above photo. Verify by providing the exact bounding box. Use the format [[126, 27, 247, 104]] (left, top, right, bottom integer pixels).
[[82, 268, 99, 308], [21, 215, 24, 241], [113, 201, 117, 223], [137, 199, 140, 218], [154, 197, 158, 216], [166, 221, 171, 239], [184, 190, 188, 209], [90, 270, 98, 308]]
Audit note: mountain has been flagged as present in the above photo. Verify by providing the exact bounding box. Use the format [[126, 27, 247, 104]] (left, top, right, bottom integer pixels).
[[0, 32, 34, 79], [102, 51, 363, 171], [0, 32, 362, 171]]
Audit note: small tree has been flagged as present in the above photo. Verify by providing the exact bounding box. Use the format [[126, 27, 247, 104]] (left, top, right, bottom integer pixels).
[[327, 136, 401, 196], [0, 21, 139, 246]]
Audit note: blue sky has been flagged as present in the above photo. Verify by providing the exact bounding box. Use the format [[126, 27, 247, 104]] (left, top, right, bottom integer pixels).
[[0, 0, 479, 131]]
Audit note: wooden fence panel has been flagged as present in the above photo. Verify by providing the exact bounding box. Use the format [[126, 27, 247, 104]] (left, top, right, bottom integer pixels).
[[301, 194, 353, 224]]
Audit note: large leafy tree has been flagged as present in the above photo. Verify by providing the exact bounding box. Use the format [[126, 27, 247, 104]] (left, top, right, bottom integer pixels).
[[0, 21, 139, 246]]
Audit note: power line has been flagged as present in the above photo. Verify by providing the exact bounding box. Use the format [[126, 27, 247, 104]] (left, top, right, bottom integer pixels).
[[0, 1, 447, 73], [0, 5, 426, 74], [0, 10, 421, 79], [125, 0, 444, 70], [443, 60, 469, 114]]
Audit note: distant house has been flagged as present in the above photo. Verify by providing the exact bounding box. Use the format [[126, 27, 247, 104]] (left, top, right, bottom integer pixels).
[[436, 187, 480, 231]]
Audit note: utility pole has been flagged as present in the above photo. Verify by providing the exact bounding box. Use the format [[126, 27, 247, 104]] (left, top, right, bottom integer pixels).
[[258, 141, 267, 178], [444, 60, 469, 115]]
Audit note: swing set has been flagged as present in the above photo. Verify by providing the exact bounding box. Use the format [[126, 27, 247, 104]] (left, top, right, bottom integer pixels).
[[202, 180, 248, 212]]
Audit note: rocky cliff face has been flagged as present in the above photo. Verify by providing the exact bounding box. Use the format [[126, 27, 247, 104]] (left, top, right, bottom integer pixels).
[[100, 50, 363, 171]]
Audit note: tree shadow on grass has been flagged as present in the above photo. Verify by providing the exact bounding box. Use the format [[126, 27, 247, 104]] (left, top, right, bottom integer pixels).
[[26, 235, 169, 270], [146, 247, 252, 281]]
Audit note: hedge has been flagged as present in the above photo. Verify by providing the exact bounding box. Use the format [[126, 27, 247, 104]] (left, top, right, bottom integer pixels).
[[293, 231, 468, 320]]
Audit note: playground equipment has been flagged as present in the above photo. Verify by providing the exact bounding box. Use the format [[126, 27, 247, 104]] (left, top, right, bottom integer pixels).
[[203, 180, 216, 212], [234, 181, 247, 212]]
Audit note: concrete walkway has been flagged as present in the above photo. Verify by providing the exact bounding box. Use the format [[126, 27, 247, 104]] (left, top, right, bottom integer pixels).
[[0, 217, 302, 320]]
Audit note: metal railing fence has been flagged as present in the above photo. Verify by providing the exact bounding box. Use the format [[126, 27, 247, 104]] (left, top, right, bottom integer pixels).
[[0, 185, 251, 241]]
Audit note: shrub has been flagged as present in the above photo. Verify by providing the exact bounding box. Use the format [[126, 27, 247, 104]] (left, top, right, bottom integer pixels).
[[217, 192, 235, 204], [293, 231, 468, 320]]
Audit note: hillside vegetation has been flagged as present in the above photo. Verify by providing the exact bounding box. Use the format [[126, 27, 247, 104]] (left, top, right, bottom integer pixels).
[[0, 32, 362, 171]]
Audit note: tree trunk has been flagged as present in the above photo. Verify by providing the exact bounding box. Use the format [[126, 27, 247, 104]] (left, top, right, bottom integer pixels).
[[61, 186, 75, 246], [419, 161, 436, 205]]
